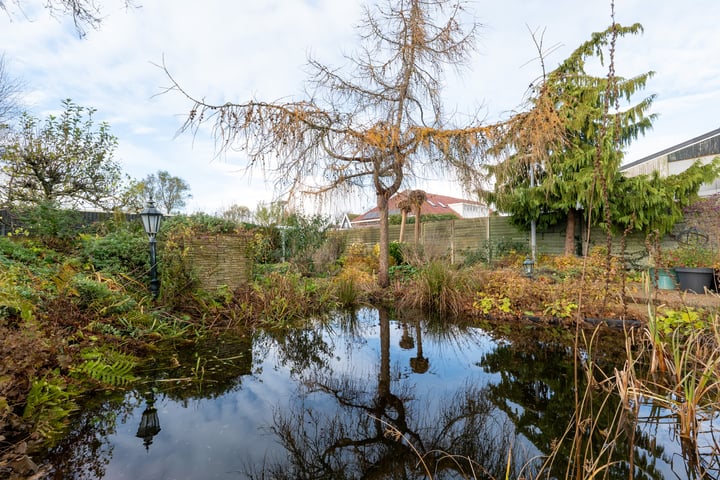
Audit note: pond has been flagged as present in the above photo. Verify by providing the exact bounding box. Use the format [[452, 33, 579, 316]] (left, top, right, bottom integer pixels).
[[41, 308, 717, 479]]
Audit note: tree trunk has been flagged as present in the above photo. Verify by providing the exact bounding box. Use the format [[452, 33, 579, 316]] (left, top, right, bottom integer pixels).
[[413, 206, 421, 244], [399, 210, 407, 242], [377, 193, 390, 288], [564, 208, 577, 255]]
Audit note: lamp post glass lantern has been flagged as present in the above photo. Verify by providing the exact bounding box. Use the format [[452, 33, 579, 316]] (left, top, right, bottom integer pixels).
[[136, 394, 161, 451], [140, 199, 163, 298], [523, 257, 534, 278]]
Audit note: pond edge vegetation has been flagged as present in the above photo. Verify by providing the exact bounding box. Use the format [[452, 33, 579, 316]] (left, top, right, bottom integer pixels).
[[0, 205, 719, 478]]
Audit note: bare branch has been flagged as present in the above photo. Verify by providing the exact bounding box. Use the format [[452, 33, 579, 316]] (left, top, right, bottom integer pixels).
[[161, 0, 500, 287], [0, 0, 138, 37]]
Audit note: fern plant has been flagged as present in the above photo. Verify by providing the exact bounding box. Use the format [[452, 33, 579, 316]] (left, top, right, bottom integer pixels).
[[72, 348, 138, 388], [23, 374, 79, 439]]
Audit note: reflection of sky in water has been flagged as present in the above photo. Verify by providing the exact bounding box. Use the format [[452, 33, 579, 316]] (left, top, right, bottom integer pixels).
[[52, 308, 712, 479], [104, 371, 292, 478], [96, 310, 502, 479]]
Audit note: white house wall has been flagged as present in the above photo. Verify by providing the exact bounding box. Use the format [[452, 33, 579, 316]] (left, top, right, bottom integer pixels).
[[622, 151, 720, 197], [620, 128, 720, 197], [448, 202, 489, 218], [622, 156, 669, 177]]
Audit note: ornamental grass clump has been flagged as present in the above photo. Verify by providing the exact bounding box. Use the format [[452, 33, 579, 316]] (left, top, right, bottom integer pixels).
[[402, 260, 467, 317]]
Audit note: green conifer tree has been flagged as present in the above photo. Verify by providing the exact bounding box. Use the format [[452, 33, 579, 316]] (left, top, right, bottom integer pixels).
[[490, 23, 720, 253]]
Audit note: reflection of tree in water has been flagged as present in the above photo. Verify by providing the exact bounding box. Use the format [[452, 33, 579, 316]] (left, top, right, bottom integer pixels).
[[39, 392, 136, 479], [248, 308, 519, 479], [399, 322, 415, 350], [409, 321, 429, 374], [480, 340, 668, 479], [257, 325, 334, 378]]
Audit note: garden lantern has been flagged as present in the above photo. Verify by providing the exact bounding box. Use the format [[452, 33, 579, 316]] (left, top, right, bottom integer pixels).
[[136, 394, 161, 451], [523, 257, 534, 278], [140, 199, 163, 298]]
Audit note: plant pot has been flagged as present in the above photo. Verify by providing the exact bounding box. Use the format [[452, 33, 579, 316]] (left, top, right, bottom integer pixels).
[[648, 267, 677, 290], [675, 267, 716, 293]]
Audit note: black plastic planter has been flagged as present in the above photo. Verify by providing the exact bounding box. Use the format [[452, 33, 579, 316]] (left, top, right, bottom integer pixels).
[[675, 267, 716, 293]]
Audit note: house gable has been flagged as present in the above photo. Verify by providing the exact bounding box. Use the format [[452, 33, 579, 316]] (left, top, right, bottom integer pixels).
[[349, 191, 488, 228]]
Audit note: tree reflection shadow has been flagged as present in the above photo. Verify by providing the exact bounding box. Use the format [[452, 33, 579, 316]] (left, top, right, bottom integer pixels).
[[247, 308, 519, 479], [480, 340, 669, 479], [40, 392, 136, 479]]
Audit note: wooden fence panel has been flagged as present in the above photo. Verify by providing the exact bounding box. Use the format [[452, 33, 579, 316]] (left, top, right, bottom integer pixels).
[[183, 235, 251, 291], [337, 216, 652, 264]]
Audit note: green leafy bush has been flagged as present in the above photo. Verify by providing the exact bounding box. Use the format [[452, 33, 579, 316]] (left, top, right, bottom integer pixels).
[[80, 229, 148, 275], [162, 213, 238, 235], [389, 264, 417, 281], [72, 275, 136, 315], [0, 236, 63, 270], [389, 241, 404, 265], [17, 201, 85, 251]]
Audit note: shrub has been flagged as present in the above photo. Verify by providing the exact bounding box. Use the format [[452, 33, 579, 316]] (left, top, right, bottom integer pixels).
[[311, 234, 346, 276], [388, 241, 404, 265], [80, 229, 149, 275], [0, 236, 61, 268], [162, 213, 238, 235], [16, 202, 85, 252], [283, 213, 330, 265], [389, 264, 417, 282], [72, 275, 136, 315], [342, 242, 378, 273]]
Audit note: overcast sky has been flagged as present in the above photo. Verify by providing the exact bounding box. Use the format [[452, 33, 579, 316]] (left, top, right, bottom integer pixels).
[[2, 0, 719, 215]]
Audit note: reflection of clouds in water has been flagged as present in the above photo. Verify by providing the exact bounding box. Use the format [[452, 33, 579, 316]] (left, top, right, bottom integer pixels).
[[103, 364, 296, 479], [48, 308, 698, 479], [95, 311, 505, 479]]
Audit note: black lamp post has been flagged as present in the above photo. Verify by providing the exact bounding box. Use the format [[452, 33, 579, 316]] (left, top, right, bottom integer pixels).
[[140, 199, 163, 299], [136, 394, 161, 451]]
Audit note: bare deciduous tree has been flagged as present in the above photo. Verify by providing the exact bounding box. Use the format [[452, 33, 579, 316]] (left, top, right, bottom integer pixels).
[[164, 0, 508, 287], [0, 0, 137, 37], [220, 204, 251, 225], [0, 53, 23, 128]]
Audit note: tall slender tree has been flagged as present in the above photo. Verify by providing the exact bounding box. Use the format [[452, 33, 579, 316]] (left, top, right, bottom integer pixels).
[[408, 189, 427, 244], [397, 193, 412, 243], [164, 0, 520, 287], [489, 24, 658, 254]]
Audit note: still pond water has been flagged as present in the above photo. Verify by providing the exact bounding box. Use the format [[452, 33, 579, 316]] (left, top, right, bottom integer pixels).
[[42, 308, 716, 479]]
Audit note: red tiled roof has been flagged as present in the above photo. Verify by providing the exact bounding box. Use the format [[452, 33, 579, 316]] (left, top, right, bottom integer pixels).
[[351, 191, 481, 225]]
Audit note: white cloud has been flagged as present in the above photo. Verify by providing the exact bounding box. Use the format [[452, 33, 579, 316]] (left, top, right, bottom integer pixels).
[[2, 0, 720, 213]]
